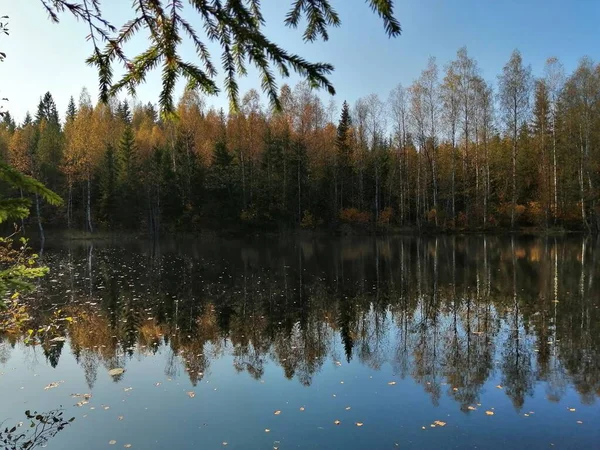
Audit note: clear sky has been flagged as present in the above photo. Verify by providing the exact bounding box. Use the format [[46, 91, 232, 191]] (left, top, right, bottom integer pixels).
[[2, 0, 599, 123]]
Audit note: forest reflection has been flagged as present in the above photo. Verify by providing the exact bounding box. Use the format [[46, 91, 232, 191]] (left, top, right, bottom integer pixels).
[[2, 235, 599, 412]]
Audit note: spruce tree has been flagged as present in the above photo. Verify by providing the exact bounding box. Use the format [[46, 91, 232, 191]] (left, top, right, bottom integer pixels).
[[1, 111, 15, 132], [66, 96, 77, 122], [99, 145, 118, 226], [336, 101, 352, 210], [115, 125, 138, 227], [38, 1, 400, 117]]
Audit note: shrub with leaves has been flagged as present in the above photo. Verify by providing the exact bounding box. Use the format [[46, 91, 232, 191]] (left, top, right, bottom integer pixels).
[[0, 163, 62, 308], [0, 409, 74, 450]]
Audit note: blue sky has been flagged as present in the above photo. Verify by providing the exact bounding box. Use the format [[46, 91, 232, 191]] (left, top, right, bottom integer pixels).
[[3, 0, 599, 123]]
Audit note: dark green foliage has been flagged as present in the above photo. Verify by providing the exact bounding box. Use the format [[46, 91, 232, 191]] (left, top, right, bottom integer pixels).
[[1, 111, 15, 132], [35, 92, 60, 126], [66, 96, 77, 121], [99, 144, 117, 226], [38, 0, 400, 117]]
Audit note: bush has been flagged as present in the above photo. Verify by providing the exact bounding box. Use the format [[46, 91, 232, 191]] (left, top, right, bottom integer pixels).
[[339, 208, 371, 225], [377, 207, 393, 227], [300, 210, 316, 229], [426, 208, 437, 224]]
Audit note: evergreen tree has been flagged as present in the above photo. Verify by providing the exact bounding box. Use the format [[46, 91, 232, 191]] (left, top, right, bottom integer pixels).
[[336, 101, 352, 211], [66, 96, 77, 122], [35, 92, 60, 126], [1, 111, 16, 132], [99, 144, 118, 226], [38, 0, 400, 117]]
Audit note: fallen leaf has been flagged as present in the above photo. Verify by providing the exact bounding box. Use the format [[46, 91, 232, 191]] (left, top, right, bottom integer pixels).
[[124, 445, 132, 449], [109, 440, 116, 445], [433, 421, 446, 427], [299, 407, 305, 411], [576, 420, 583, 424], [108, 368, 125, 377], [345, 406, 351, 411], [468, 406, 476, 411], [388, 381, 397, 386], [334, 420, 341, 425], [265, 429, 270, 433], [568, 408, 576, 412], [355, 422, 363, 427], [274, 410, 281, 415], [118, 416, 124, 421], [485, 411, 494, 416], [496, 385, 503, 389], [187, 391, 195, 398]]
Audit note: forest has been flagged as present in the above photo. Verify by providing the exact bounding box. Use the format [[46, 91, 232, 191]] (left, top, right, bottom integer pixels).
[[1, 48, 599, 236]]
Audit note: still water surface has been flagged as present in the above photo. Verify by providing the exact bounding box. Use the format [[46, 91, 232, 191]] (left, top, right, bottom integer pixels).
[[1, 235, 599, 449]]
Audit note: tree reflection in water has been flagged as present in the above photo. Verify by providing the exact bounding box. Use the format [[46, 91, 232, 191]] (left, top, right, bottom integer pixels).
[[2, 235, 599, 410]]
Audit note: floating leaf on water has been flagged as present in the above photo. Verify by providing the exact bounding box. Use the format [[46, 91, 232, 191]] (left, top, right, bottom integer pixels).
[[576, 420, 583, 424], [388, 381, 397, 386], [108, 440, 116, 445], [123, 387, 133, 392], [568, 408, 576, 412], [108, 368, 125, 377], [187, 391, 196, 398], [264, 429, 270, 433], [124, 445, 132, 448], [355, 422, 364, 427], [299, 407, 305, 411], [335, 361, 342, 366], [44, 381, 63, 390], [345, 407, 351, 411], [118, 416, 124, 421], [496, 385, 503, 389], [433, 421, 446, 427], [485, 411, 494, 416], [467, 406, 476, 411], [274, 410, 281, 415], [334, 420, 341, 425]]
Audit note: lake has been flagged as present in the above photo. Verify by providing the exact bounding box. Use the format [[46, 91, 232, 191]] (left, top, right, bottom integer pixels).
[[1, 235, 599, 449]]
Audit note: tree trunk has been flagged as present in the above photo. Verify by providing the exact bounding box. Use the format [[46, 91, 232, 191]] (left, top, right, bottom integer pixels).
[[86, 175, 94, 233], [552, 119, 558, 222], [67, 183, 73, 230], [35, 193, 45, 244]]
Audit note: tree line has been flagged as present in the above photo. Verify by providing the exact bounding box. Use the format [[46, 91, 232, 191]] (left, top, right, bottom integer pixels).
[[1, 48, 599, 235]]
